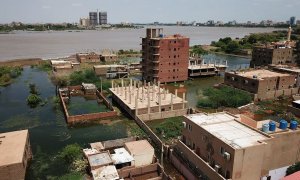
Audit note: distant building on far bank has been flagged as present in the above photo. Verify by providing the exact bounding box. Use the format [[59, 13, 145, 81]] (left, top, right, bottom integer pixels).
[[290, 16, 296, 26], [79, 18, 90, 27], [89, 12, 98, 26], [0, 130, 32, 180], [141, 28, 189, 83], [99, 12, 107, 25]]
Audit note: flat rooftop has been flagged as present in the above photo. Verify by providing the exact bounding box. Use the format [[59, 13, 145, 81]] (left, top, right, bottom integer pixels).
[[0, 130, 28, 166], [185, 113, 270, 149], [92, 165, 119, 180], [94, 65, 126, 68], [111, 148, 134, 165], [231, 69, 290, 79], [125, 140, 154, 156], [88, 152, 113, 167], [109, 84, 186, 110]]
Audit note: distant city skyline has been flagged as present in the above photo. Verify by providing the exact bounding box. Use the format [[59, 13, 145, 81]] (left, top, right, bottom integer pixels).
[[0, 0, 300, 24]]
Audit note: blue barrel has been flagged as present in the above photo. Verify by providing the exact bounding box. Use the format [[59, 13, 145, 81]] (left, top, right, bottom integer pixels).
[[269, 121, 276, 131], [279, 119, 288, 130], [290, 120, 298, 130], [262, 123, 269, 133]]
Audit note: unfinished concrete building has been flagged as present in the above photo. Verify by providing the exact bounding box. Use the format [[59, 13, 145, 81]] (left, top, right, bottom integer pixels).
[[76, 52, 100, 63], [0, 130, 32, 180], [250, 43, 294, 68], [188, 57, 227, 77], [141, 28, 189, 83], [224, 69, 298, 100], [110, 79, 188, 121], [170, 112, 300, 180]]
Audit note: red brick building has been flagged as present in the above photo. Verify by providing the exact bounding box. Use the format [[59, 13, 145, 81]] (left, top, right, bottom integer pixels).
[[141, 28, 189, 83]]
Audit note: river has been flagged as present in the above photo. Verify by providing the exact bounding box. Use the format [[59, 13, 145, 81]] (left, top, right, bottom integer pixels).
[[0, 26, 280, 61]]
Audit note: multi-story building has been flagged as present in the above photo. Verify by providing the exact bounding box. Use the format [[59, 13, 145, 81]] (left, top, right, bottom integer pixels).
[[141, 28, 189, 83], [250, 44, 294, 68], [224, 69, 298, 100], [89, 12, 98, 26], [79, 18, 90, 27], [170, 112, 300, 180], [99, 12, 107, 25], [76, 52, 100, 63], [0, 130, 32, 180], [290, 16, 296, 26]]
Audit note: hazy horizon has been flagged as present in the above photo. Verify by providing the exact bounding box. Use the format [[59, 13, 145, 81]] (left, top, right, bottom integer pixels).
[[0, 0, 300, 24]]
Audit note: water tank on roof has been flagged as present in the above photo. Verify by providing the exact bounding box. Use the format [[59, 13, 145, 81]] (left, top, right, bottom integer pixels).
[[290, 120, 298, 130], [262, 123, 269, 133], [159, 34, 164, 38], [279, 119, 288, 130], [253, 75, 257, 79], [269, 121, 276, 131]]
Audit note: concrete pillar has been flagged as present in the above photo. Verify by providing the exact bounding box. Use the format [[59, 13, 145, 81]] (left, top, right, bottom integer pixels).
[[182, 92, 186, 109], [125, 87, 127, 100], [175, 89, 178, 98], [152, 84, 155, 101], [134, 80, 136, 89], [121, 79, 124, 88], [137, 87, 139, 99], [142, 85, 144, 101], [135, 97, 138, 116], [130, 79, 132, 88], [158, 93, 161, 113], [154, 78, 156, 86], [117, 85, 119, 94], [171, 94, 173, 111], [164, 88, 167, 100], [148, 91, 150, 114], [129, 90, 131, 104], [111, 80, 114, 90]]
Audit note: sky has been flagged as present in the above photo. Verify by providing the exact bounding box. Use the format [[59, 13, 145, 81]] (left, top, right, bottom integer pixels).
[[0, 0, 300, 24]]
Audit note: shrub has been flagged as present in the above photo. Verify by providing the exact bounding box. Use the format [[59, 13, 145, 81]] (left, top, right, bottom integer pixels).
[[59, 144, 82, 164], [27, 94, 42, 108]]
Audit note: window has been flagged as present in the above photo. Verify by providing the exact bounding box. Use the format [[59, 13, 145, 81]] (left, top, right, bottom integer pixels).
[[188, 124, 192, 131], [174, 48, 176, 51], [220, 147, 225, 155], [174, 55, 176, 58]]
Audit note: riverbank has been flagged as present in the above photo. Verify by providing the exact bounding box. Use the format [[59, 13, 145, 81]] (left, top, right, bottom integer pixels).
[[0, 58, 43, 67]]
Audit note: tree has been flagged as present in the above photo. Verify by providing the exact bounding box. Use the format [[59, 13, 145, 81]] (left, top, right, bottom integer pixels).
[[29, 83, 39, 95], [286, 162, 300, 176], [225, 41, 241, 54], [190, 45, 207, 56]]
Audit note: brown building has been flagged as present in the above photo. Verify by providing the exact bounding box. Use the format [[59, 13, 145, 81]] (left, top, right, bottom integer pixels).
[[141, 28, 189, 83], [224, 69, 298, 100], [170, 112, 300, 180], [250, 44, 293, 68], [76, 52, 100, 63], [0, 130, 32, 180]]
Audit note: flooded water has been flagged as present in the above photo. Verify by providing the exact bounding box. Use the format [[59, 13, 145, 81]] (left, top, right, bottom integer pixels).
[[0, 26, 280, 61], [0, 52, 249, 178], [0, 67, 128, 179]]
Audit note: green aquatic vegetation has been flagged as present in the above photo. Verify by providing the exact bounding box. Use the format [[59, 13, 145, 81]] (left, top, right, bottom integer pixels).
[[27, 94, 42, 108], [197, 86, 252, 108], [1, 115, 40, 129], [154, 117, 183, 142], [0, 66, 23, 86]]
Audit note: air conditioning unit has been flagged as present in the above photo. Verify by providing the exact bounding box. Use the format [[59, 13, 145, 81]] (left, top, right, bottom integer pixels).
[[214, 164, 221, 173], [182, 122, 186, 128], [223, 152, 231, 161]]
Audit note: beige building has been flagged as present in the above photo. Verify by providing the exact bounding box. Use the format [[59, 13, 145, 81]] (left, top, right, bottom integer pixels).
[[109, 79, 188, 121], [250, 43, 294, 68], [224, 69, 298, 100], [170, 112, 300, 180], [76, 52, 100, 63], [0, 130, 32, 180]]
